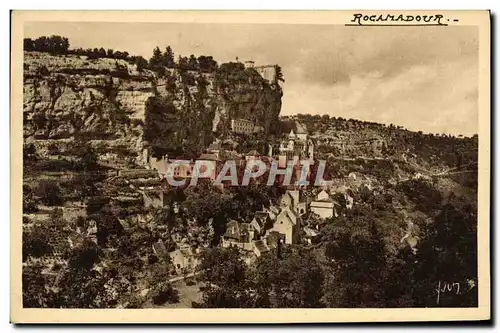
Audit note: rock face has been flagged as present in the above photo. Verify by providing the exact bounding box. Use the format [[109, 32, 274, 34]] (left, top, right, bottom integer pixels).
[[23, 51, 283, 164]]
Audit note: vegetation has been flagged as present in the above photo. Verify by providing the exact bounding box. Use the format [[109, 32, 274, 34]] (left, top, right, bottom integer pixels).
[[192, 186, 477, 308], [24, 35, 70, 55], [22, 39, 477, 309], [25, 35, 219, 76]]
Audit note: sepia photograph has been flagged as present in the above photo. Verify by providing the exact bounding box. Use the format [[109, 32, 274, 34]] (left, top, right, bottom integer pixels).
[[10, 10, 490, 323]]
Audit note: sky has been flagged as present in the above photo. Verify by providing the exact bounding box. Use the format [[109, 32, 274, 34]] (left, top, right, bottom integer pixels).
[[25, 22, 479, 136]]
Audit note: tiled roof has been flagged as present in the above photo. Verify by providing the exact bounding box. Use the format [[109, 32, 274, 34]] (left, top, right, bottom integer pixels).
[[152, 240, 167, 256], [295, 122, 308, 134], [208, 141, 221, 151], [198, 153, 218, 161], [304, 226, 319, 237], [224, 220, 250, 240], [253, 240, 269, 254], [253, 211, 269, 226], [277, 207, 298, 226]]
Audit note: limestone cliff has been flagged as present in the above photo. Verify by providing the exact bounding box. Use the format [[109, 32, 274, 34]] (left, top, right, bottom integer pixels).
[[145, 61, 282, 157], [23, 52, 283, 164]]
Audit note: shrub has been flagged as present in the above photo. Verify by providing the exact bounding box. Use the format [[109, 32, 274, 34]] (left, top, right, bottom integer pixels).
[[152, 283, 179, 305], [36, 180, 64, 206]]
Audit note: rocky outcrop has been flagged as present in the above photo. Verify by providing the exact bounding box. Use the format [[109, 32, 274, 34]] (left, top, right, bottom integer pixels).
[[23, 51, 283, 163]]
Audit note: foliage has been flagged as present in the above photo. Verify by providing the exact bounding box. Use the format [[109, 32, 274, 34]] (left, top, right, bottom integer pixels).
[[321, 207, 388, 307], [23, 185, 38, 213], [67, 239, 101, 270], [252, 247, 324, 308], [410, 194, 478, 307], [91, 205, 125, 247], [22, 228, 53, 261], [152, 283, 179, 305], [398, 179, 443, 213], [36, 180, 64, 206], [23, 143, 38, 166], [72, 143, 99, 171], [24, 35, 69, 54], [22, 264, 57, 307], [134, 56, 148, 72], [195, 247, 253, 307]]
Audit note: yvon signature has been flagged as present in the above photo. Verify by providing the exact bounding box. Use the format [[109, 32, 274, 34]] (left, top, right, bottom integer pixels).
[[435, 281, 460, 305]]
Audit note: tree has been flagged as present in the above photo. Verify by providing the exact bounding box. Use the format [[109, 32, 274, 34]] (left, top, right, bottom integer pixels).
[[149, 46, 164, 73], [163, 46, 175, 68], [92, 206, 124, 247], [23, 38, 35, 51], [134, 56, 148, 72], [54, 242, 109, 308], [23, 228, 53, 261], [187, 54, 199, 71], [198, 55, 218, 73], [23, 185, 38, 213], [195, 247, 253, 307], [182, 182, 235, 242], [410, 196, 478, 307], [252, 247, 324, 308], [321, 206, 388, 308], [31, 35, 70, 54], [397, 179, 443, 214], [124, 294, 146, 308], [68, 239, 101, 270], [73, 144, 98, 171], [32, 112, 47, 130], [36, 180, 63, 206], [33, 36, 48, 52], [97, 47, 106, 58], [152, 283, 179, 305], [177, 55, 189, 72], [22, 264, 57, 307], [275, 65, 285, 83], [23, 143, 38, 165]]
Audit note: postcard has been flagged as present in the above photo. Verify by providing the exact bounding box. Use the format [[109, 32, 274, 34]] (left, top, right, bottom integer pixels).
[[10, 10, 490, 323]]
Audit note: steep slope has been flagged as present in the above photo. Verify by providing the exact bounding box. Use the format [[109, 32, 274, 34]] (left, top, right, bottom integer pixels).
[[23, 52, 283, 163]]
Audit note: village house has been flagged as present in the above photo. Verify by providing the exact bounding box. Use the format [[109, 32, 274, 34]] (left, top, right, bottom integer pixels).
[[86, 219, 98, 244], [309, 189, 339, 219], [142, 189, 168, 209], [221, 220, 255, 251], [252, 240, 270, 257], [152, 239, 168, 258], [245, 150, 261, 162], [253, 65, 277, 83], [266, 207, 299, 245], [206, 140, 222, 160], [145, 151, 194, 180], [169, 163, 193, 179], [250, 211, 271, 237], [277, 124, 314, 168], [252, 231, 286, 257], [295, 122, 309, 141], [303, 226, 320, 244], [196, 153, 218, 180], [221, 213, 292, 256], [280, 190, 308, 216], [230, 118, 263, 135], [169, 245, 200, 274], [264, 204, 281, 220]]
